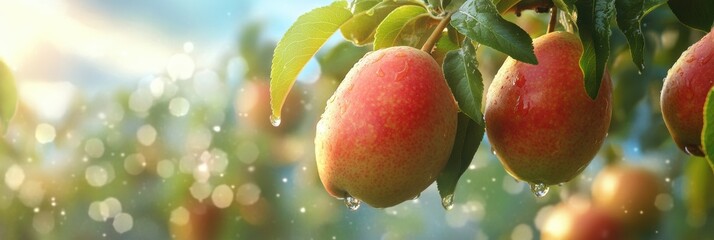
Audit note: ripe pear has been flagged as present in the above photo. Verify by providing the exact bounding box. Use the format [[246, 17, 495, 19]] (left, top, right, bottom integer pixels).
[[660, 31, 714, 156], [485, 31, 612, 186], [315, 46, 458, 208], [591, 165, 665, 232]]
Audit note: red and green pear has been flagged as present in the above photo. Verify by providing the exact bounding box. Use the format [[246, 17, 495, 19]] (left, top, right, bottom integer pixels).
[[660, 30, 714, 156], [485, 31, 612, 187], [315, 46, 458, 208]]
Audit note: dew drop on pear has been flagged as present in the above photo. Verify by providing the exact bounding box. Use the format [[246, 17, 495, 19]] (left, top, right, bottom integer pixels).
[[344, 195, 361, 211], [529, 183, 549, 198]]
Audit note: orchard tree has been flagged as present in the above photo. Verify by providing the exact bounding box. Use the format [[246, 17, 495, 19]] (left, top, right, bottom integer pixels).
[[268, 0, 714, 212]]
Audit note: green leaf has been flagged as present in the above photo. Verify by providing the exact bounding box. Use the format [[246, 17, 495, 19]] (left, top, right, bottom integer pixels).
[[443, 40, 484, 124], [444, 0, 467, 12], [270, 1, 352, 122], [373, 5, 440, 50], [437, 113, 485, 208], [684, 157, 714, 219], [432, 31, 460, 65], [495, 0, 523, 13], [643, 0, 666, 14], [615, 0, 645, 71], [317, 41, 371, 80], [702, 86, 714, 171], [451, 0, 538, 64], [340, 0, 423, 45], [0, 60, 17, 134], [575, 0, 615, 99], [352, 0, 381, 13], [553, 0, 578, 31], [669, 0, 714, 32]]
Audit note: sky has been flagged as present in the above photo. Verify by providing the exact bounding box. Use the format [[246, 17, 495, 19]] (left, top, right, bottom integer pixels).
[[0, 0, 331, 121]]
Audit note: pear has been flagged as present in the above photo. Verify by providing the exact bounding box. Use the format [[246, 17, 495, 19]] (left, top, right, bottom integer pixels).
[[660, 30, 714, 156], [315, 46, 458, 208], [485, 31, 612, 186]]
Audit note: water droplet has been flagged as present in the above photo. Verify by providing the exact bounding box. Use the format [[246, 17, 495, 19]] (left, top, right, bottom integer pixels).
[[394, 62, 409, 81], [376, 69, 385, 77], [514, 74, 526, 87], [441, 194, 454, 210], [365, 8, 375, 16], [344, 195, 361, 211], [515, 96, 530, 114], [270, 115, 281, 127], [529, 183, 549, 198], [412, 193, 421, 200], [684, 145, 704, 156], [685, 55, 696, 63]]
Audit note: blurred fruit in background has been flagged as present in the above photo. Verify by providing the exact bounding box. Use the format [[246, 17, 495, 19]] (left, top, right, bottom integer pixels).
[[591, 165, 666, 233], [541, 196, 623, 240]]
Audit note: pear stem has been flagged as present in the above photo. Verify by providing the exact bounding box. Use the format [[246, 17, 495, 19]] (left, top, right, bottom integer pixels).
[[547, 7, 558, 33], [421, 12, 453, 54]]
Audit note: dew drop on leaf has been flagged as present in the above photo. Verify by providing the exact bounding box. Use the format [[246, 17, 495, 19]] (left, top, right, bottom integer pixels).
[[529, 183, 549, 198], [365, 8, 375, 16], [683, 145, 704, 156], [270, 114, 281, 127], [344, 195, 361, 211], [441, 194, 454, 210]]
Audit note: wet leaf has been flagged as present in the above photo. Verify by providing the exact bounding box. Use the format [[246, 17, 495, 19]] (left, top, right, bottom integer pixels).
[[668, 0, 714, 32], [702, 86, 714, 171], [340, 0, 423, 45], [0, 60, 17, 134], [373, 5, 440, 50], [437, 113, 484, 206], [576, 0, 615, 99], [352, 0, 381, 13], [615, 0, 645, 71], [443, 39, 484, 124], [451, 0, 537, 64], [270, 1, 352, 123]]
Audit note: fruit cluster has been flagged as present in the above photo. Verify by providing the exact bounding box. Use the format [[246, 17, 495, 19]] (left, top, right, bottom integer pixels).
[[270, 0, 714, 212]]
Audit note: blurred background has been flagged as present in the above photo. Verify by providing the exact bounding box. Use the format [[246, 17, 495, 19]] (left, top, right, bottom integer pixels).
[[0, 0, 713, 239]]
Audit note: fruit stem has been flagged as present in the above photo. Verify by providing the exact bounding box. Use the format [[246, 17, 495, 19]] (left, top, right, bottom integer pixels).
[[420, 12, 453, 54], [547, 7, 557, 33]]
